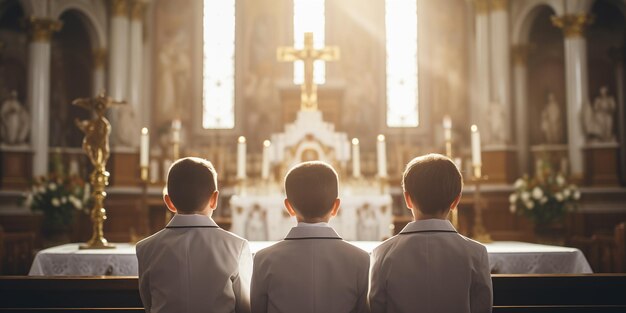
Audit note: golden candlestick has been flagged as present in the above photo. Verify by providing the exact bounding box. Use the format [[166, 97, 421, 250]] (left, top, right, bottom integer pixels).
[[74, 93, 124, 249], [471, 165, 492, 243]]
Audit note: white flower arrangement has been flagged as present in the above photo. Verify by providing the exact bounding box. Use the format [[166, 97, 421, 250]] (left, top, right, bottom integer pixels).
[[23, 174, 92, 229], [509, 161, 580, 225]]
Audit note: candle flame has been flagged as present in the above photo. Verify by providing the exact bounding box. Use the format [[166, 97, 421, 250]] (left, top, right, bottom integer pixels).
[[238, 136, 246, 143], [471, 125, 478, 132], [263, 140, 271, 147], [141, 127, 148, 135], [443, 116, 452, 129], [377, 134, 385, 141], [352, 138, 359, 145]]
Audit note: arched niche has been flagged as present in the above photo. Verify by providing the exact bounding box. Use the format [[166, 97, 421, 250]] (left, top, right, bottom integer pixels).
[[587, 0, 625, 108], [526, 6, 567, 147], [586, 0, 626, 184], [0, 0, 28, 105], [49, 10, 94, 148]]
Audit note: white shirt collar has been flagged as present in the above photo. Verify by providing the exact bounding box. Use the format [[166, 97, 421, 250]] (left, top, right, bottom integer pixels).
[[399, 218, 457, 234], [166, 214, 218, 228], [285, 225, 341, 240], [296, 222, 331, 228]]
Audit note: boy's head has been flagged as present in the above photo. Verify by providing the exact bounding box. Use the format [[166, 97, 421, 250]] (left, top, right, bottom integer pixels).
[[165, 157, 218, 214], [402, 154, 463, 217], [284, 161, 339, 221]]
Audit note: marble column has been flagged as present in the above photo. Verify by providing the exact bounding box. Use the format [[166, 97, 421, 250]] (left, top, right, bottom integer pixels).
[[93, 48, 106, 96], [489, 0, 511, 142], [512, 44, 530, 174], [24, 17, 62, 176], [552, 14, 593, 177], [128, 0, 144, 126], [109, 0, 129, 102], [473, 0, 491, 138]]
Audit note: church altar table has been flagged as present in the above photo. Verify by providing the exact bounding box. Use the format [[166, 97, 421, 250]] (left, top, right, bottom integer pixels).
[[28, 241, 592, 276]]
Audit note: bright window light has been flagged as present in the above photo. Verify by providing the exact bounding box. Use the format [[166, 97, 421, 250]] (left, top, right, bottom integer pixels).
[[293, 0, 325, 85], [385, 0, 419, 127], [202, 0, 236, 129]]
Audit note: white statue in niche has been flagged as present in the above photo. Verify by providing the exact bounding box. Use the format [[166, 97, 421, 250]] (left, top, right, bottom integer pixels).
[[0, 90, 30, 146], [583, 86, 616, 143], [245, 205, 268, 241], [357, 204, 379, 241], [112, 105, 138, 147], [540, 92, 564, 144], [488, 100, 508, 145]]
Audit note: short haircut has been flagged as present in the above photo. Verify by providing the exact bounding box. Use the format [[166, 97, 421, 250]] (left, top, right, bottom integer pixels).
[[166, 157, 218, 213], [284, 161, 338, 219], [402, 154, 463, 215]]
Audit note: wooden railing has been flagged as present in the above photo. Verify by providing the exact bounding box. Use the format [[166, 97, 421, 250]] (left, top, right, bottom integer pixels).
[[1, 274, 625, 312]]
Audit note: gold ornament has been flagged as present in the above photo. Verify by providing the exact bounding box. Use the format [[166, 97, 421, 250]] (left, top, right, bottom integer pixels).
[[111, 0, 128, 17], [24, 17, 62, 42], [130, 0, 146, 20], [474, 0, 490, 15], [490, 0, 507, 11], [551, 14, 594, 38], [74, 93, 126, 249]]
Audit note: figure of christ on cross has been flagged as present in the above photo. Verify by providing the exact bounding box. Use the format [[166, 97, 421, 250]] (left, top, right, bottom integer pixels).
[[277, 32, 340, 111]]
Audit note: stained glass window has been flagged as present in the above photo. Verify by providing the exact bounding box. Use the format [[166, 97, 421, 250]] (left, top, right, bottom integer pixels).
[[293, 0, 326, 85], [202, 0, 236, 129], [385, 0, 419, 127]]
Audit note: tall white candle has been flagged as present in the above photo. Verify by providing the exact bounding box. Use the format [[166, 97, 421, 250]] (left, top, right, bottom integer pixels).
[[140, 127, 149, 167], [261, 140, 271, 180], [471, 125, 482, 166], [352, 138, 361, 178], [376, 134, 387, 178], [443, 116, 452, 141], [171, 119, 181, 143], [237, 136, 247, 180]]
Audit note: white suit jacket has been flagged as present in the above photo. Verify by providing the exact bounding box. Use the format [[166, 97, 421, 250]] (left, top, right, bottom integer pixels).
[[251, 225, 370, 313], [369, 219, 492, 313], [136, 214, 252, 313]]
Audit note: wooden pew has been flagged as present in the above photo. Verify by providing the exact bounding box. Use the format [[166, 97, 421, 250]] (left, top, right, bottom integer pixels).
[[1, 275, 626, 312]]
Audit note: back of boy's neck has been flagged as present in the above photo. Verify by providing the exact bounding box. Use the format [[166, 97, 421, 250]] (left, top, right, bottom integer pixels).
[[297, 217, 330, 224], [413, 210, 448, 221]]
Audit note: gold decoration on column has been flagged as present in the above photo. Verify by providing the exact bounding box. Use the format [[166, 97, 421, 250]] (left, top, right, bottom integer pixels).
[[93, 48, 107, 70], [130, 0, 146, 20], [111, 0, 129, 17], [23, 17, 63, 42], [471, 165, 492, 243], [551, 14, 594, 38], [74, 93, 126, 249], [490, 0, 507, 11], [474, 0, 490, 14], [511, 44, 532, 67]]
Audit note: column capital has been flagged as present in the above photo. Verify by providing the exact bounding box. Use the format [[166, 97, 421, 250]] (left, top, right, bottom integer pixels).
[[130, 0, 147, 21], [474, 0, 490, 15], [23, 16, 63, 42], [511, 44, 532, 66], [490, 0, 508, 12], [111, 0, 129, 17], [551, 13, 594, 38], [93, 48, 107, 70]]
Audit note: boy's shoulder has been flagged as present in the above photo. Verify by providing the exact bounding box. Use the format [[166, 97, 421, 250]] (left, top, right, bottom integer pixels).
[[136, 226, 247, 253]]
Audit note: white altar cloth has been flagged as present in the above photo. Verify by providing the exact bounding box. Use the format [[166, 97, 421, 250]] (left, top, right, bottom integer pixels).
[[29, 241, 592, 276]]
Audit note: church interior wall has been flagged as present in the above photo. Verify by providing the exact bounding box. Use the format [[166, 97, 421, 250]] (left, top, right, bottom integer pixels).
[[0, 0, 27, 105]]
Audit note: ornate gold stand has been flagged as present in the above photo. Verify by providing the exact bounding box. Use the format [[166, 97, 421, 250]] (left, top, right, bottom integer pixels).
[[80, 168, 114, 249], [471, 165, 492, 243], [73, 93, 123, 250]]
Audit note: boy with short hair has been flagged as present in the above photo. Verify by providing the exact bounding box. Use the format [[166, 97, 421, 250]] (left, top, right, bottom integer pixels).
[[369, 154, 492, 313], [136, 157, 252, 313], [251, 161, 370, 313]]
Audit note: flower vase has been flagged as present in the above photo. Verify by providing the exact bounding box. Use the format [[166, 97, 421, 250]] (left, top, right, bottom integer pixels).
[[533, 221, 565, 246]]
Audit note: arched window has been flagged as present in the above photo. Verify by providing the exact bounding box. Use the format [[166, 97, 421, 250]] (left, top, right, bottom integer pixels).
[[202, 0, 236, 129], [385, 0, 419, 127], [293, 0, 326, 84]]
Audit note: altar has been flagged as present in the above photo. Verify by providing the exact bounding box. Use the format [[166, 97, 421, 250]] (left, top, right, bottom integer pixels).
[[28, 241, 593, 276]]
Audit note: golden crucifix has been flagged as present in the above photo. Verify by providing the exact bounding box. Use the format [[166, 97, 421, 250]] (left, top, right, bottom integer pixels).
[[74, 93, 125, 249], [277, 32, 340, 111]]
